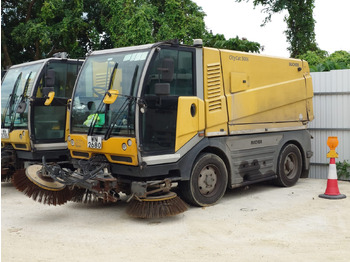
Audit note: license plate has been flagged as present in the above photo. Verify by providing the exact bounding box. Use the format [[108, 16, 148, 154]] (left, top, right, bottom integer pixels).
[[1, 129, 9, 139], [87, 136, 102, 149]]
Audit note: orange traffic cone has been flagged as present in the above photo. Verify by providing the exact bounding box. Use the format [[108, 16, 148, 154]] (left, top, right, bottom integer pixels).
[[319, 158, 346, 199], [319, 137, 346, 200]]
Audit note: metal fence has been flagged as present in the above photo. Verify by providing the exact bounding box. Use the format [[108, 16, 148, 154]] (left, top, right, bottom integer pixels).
[[308, 69, 350, 179]]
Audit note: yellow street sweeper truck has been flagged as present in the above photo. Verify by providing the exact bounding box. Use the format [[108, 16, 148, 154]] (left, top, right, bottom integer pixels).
[[14, 40, 314, 218], [1, 57, 83, 189]]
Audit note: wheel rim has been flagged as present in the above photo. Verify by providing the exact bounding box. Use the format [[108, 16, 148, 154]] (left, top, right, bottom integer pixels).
[[198, 165, 218, 196], [283, 153, 298, 179]]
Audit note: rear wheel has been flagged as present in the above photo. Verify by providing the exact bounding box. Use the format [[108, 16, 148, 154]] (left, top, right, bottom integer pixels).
[[180, 153, 228, 207], [275, 144, 302, 187]]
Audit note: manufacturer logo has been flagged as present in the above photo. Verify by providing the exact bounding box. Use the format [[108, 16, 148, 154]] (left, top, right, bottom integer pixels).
[[251, 139, 262, 145], [229, 55, 249, 62], [289, 62, 300, 67]]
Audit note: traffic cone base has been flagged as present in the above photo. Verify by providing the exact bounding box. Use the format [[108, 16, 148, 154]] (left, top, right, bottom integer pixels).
[[319, 193, 346, 200]]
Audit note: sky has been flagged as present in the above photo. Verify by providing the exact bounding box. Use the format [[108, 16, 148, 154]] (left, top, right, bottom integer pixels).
[[193, 0, 350, 58]]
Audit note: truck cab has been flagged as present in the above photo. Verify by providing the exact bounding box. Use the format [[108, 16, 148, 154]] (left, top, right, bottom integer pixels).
[[1, 58, 82, 179]]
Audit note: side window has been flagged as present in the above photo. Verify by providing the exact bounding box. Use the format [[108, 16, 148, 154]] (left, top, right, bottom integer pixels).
[[145, 48, 194, 96], [36, 62, 78, 99], [65, 63, 79, 98]]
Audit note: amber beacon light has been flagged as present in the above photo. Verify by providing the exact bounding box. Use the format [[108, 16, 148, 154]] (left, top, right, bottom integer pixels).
[[326, 136, 339, 158]]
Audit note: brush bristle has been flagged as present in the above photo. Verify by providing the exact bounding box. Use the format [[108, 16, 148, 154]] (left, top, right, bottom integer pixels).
[[126, 194, 188, 219], [1, 173, 13, 182], [12, 169, 72, 206], [71, 188, 100, 204], [1, 167, 15, 182]]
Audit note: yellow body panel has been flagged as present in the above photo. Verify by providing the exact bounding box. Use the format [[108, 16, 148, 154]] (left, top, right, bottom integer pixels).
[[202, 48, 229, 136], [175, 97, 205, 151], [68, 134, 138, 166], [174, 47, 313, 153], [212, 49, 313, 133], [1, 129, 31, 151]]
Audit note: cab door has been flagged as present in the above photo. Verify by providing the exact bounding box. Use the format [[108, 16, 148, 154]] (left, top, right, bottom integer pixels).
[[30, 60, 82, 146], [140, 46, 196, 156]]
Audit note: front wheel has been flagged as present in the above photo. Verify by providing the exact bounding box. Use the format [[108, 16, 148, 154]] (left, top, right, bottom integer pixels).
[[179, 153, 228, 207], [274, 144, 303, 187]]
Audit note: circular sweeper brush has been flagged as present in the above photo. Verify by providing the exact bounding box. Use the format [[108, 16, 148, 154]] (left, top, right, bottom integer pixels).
[[126, 192, 188, 219], [13, 164, 73, 205]]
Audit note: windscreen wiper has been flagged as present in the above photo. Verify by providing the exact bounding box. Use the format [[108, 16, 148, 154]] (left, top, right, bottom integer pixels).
[[127, 65, 139, 134], [103, 96, 135, 140], [1, 73, 22, 128], [87, 62, 118, 136], [10, 71, 32, 131], [87, 96, 106, 136]]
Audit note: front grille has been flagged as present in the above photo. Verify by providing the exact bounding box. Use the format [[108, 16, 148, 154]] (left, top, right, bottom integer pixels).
[[14, 144, 27, 149], [110, 155, 132, 163], [72, 151, 90, 158]]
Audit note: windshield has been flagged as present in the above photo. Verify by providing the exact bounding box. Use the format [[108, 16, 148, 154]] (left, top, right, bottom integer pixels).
[[71, 49, 149, 136], [1, 62, 43, 129]]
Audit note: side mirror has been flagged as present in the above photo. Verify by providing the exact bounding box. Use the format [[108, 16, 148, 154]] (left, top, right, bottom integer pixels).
[[158, 58, 174, 82], [103, 89, 119, 104], [45, 69, 55, 87], [16, 101, 27, 113], [44, 91, 55, 106], [154, 83, 170, 96]]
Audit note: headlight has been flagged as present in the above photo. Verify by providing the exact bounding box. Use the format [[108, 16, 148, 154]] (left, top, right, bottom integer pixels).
[[127, 139, 132, 146], [122, 143, 127, 151]]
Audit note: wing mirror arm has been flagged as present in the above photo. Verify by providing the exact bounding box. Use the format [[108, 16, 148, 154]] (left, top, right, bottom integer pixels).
[[103, 90, 119, 104]]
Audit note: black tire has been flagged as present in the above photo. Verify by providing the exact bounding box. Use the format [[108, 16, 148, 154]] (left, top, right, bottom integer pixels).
[[180, 153, 228, 207], [274, 144, 303, 187]]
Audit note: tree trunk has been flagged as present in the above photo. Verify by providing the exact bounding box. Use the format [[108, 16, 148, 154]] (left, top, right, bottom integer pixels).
[[35, 40, 41, 60], [1, 30, 12, 68], [26, 0, 37, 22]]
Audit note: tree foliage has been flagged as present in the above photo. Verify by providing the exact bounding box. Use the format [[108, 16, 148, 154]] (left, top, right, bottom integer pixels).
[[1, 0, 89, 66], [298, 50, 350, 72], [236, 0, 318, 57], [99, 0, 206, 47], [1, 0, 262, 68], [203, 32, 260, 53]]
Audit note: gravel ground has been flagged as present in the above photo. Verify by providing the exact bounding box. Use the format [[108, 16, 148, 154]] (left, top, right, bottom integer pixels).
[[1, 178, 350, 262]]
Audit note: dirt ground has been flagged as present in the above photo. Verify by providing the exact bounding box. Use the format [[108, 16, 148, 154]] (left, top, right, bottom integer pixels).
[[1, 178, 350, 262]]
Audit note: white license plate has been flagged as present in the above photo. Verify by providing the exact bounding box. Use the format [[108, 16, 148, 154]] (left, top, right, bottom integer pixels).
[[1, 129, 9, 139], [87, 136, 102, 149]]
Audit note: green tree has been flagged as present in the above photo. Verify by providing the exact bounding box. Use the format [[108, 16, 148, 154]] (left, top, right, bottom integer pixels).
[[298, 50, 350, 72], [99, 0, 206, 46], [95, 0, 260, 50], [204, 32, 260, 53], [1, 0, 90, 67], [236, 0, 318, 57], [1, 0, 262, 68]]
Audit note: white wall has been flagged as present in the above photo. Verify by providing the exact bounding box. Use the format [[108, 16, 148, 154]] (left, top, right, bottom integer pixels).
[[309, 69, 350, 179]]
